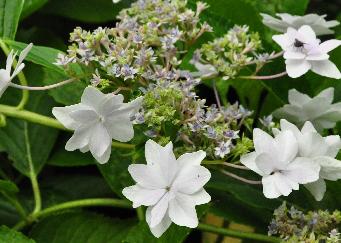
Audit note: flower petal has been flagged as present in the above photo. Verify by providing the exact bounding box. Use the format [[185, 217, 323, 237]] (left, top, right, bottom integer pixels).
[[190, 189, 211, 205], [324, 135, 341, 158], [168, 193, 198, 228], [262, 175, 295, 199], [105, 111, 134, 142], [172, 165, 211, 194], [319, 39, 341, 53], [298, 25, 316, 42], [310, 60, 341, 79], [128, 164, 168, 189], [274, 130, 298, 164], [122, 185, 166, 208], [253, 128, 275, 154], [304, 178, 326, 201], [150, 193, 171, 227], [283, 157, 320, 184], [52, 104, 88, 130], [288, 89, 311, 106], [146, 207, 172, 238], [285, 59, 311, 78], [89, 123, 111, 159], [177, 151, 206, 169], [144, 140, 178, 185], [65, 125, 92, 151], [240, 151, 264, 176], [81, 86, 107, 110], [314, 156, 341, 181]]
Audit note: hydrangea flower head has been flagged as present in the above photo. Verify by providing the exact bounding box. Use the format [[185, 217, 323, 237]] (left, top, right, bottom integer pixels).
[[123, 140, 211, 237], [272, 25, 341, 78], [261, 13, 339, 35], [53, 86, 142, 164]]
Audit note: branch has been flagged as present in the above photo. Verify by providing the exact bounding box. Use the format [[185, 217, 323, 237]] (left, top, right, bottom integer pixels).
[[9, 78, 77, 90], [220, 170, 262, 185], [197, 223, 281, 243], [239, 71, 287, 80], [0, 104, 135, 149]]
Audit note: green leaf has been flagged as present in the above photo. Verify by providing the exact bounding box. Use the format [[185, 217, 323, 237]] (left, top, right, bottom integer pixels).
[[124, 220, 193, 243], [0, 226, 35, 243], [97, 148, 136, 197], [43, 68, 87, 106], [47, 146, 94, 167], [39, 174, 113, 207], [0, 0, 24, 40], [0, 66, 59, 176], [41, 0, 134, 23], [21, 0, 49, 19], [0, 197, 20, 226], [30, 212, 136, 243], [0, 180, 19, 194], [4, 40, 65, 75]]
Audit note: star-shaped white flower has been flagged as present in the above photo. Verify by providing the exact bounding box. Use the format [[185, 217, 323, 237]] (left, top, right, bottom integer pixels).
[[274, 88, 341, 131], [261, 13, 339, 36], [52, 86, 142, 164], [240, 128, 320, 199], [272, 25, 341, 78], [274, 119, 341, 201], [0, 43, 33, 97], [122, 140, 211, 238]]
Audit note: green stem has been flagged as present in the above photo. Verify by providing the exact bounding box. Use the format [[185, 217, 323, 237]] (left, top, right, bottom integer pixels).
[[0, 104, 66, 130], [0, 39, 29, 110], [136, 207, 144, 221], [13, 198, 131, 230], [197, 223, 281, 243], [0, 104, 135, 149], [24, 122, 41, 214]]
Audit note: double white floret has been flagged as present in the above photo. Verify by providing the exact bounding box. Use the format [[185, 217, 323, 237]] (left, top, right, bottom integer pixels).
[[274, 88, 341, 131], [0, 43, 33, 97], [261, 13, 340, 36], [53, 86, 142, 164], [274, 119, 341, 201], [123, 140, 211, 238], [272, 25, 341, 79], [241, 125, 320, 199]]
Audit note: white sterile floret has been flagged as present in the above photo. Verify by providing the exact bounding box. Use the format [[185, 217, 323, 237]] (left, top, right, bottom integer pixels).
[[240, 128, 320, 199], [274, 119, 341, 201], [0, 43, 33, 97], [261, 13, 339, 36], [274, 88, 341, 131], [272, 25, 341, 79], [122, 140, 211, 238], [52, 86, 143, 164]]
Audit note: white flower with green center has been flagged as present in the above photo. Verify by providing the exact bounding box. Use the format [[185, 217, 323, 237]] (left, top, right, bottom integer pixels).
[[122, 140, 211, 238], [274, 119, 341, 201], [273, 25, 341, 78], [241, 128, 320, 199], [0, 43, 32, 97], [261, 13, 339, 35], [52, 86, 142, 164], [274, 88, 341, 131]]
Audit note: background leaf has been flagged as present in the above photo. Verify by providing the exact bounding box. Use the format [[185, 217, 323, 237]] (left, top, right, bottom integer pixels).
[[4, 40, 65, 75], [41, 0, 134, 23], [29, 212, 136, 243], [0, 0, 24, 40], [0, 226, 35, 243], [21, 0, 49, 19]]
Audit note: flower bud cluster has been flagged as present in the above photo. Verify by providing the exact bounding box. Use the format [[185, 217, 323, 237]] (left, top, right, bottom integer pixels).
[[269, 202, 341, 242], [195, 25, 262, 80], [56, 0, 212, 87]]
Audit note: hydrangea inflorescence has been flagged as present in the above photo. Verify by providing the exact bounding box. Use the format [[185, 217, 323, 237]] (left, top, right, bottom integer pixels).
[[269, 202, 341, 242]]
